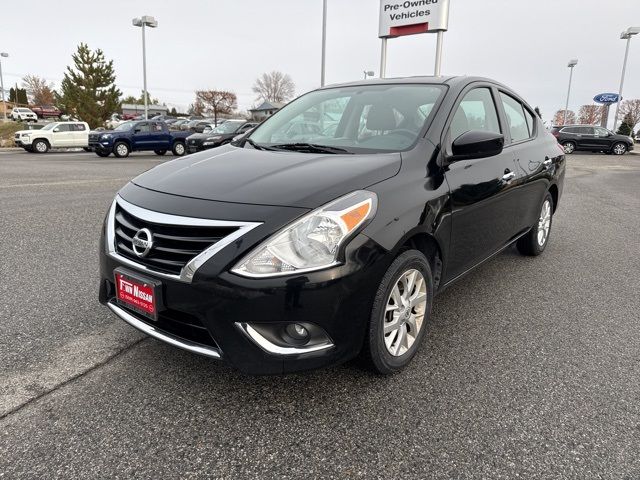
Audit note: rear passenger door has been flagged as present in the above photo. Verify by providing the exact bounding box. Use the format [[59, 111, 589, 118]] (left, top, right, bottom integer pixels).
[[497, 91, 550, 236], [150, 122, 171, 149], [72, 123, 88, 147], [576, 126, 597, 149], [444, 85, 520, 280]]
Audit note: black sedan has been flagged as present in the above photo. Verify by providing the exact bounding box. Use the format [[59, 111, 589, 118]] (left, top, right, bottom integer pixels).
[[99, 76, 565, 375], [186, 120, 256, 153]]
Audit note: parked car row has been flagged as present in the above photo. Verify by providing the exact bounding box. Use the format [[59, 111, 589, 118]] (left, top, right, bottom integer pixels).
[[9, 105, 62, 121]]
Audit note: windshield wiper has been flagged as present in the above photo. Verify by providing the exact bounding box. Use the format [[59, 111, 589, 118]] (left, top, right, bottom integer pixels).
[[243, 138, 273, 151], [269, 143, 351, 154]]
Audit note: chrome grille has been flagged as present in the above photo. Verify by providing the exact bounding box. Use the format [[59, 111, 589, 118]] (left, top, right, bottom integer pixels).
[[114, 204, 239, 276]]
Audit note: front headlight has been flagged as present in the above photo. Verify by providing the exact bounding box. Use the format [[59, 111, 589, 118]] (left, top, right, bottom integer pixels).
[[232, 190, 377, 278], [100, 134, 111, 140], [205, 136, 222, 142], [21, 133, 30, 137]]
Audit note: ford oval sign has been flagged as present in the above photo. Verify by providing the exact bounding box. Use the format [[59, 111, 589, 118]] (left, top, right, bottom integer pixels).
[[593, 93, 620, 104]]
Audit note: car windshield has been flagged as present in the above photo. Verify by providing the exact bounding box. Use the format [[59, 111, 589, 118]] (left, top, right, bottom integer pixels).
[[211, 122, 243, 134], [40, 123, 57, 131], [19, 108, 32, 112], [114, 122, 135, 131], [248, 84, 445, 153]]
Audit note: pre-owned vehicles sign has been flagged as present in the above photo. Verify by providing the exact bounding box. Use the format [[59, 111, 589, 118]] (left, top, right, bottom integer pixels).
[[379, 0, 450, 38]]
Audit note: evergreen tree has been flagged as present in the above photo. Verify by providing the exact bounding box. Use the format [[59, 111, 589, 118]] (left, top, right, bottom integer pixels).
[[9, 87, 28, 106], [57, 43, 121, 128], [617, 113, 633, 137]]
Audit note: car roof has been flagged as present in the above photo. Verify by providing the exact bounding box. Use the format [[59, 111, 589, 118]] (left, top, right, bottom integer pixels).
[[318, 75, 507, 90]]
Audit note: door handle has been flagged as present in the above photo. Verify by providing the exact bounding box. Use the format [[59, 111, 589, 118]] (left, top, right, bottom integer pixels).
[[502, 171, 516, 182]]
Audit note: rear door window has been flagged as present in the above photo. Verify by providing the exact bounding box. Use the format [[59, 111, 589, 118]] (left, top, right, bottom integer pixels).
[[499, 93, 530, 143]]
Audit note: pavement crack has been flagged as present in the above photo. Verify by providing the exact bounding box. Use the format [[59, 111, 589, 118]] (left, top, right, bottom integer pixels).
[[0, 338, 148, 421]]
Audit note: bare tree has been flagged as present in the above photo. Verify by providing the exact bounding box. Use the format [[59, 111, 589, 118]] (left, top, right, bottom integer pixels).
[[617, 99, 640, 132], [552, 109, 576, 126], [22, 74, 55, 105], [194, 90, 237, 125], [577, 105, 602, 125], [252, 71, 295, 104]]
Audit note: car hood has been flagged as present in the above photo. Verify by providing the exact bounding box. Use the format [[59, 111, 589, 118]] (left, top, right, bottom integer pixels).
[[187, 132, 226, 140], [131, 144, 401, 208]]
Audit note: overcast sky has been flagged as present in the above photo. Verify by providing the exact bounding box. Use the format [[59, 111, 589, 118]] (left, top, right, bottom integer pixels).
[[1, 0, 639, 126]]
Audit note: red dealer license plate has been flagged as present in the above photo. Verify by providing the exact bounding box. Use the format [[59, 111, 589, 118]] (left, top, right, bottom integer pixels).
[[114, 269, 161, 321]]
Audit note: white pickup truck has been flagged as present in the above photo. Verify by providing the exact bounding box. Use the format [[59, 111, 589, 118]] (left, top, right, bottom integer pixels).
[[14, 121, 90, 153]]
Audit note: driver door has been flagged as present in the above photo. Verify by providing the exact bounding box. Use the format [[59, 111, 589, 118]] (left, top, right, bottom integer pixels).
[[132, 122, 152, 150], [443, 86, 519, 281]]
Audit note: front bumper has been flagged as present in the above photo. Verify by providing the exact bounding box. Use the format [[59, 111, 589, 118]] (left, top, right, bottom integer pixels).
[[98, 192, 392, 374], [89, 140, 112, 153], [186, 140, 218, 153]]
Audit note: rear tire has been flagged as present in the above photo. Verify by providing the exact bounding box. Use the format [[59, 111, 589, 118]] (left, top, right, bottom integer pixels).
[[612, 142, 627, 156], [172, 141, 186, 156], [562, 141, 575, 154], [113, 142, 130, 158], [517, 192, 553, 256], [360, 250, 433, 374], [154, 149, 167, 156]]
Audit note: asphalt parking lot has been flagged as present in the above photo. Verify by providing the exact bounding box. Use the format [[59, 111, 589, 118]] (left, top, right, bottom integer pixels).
[[1, 149, 639, 479]]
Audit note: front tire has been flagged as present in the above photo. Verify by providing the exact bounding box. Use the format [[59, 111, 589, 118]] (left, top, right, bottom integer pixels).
[[612, 142, 627, 156], [172, 141, 186, 156], [361, 250, 433, 374], [33, 139, 49, 153], [562, 141, 575, 154], [113, 142, 130, 158], [517, 192, 553, 256]]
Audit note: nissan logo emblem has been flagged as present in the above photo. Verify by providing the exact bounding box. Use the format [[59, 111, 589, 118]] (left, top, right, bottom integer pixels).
[[132, 228, 154, 258]]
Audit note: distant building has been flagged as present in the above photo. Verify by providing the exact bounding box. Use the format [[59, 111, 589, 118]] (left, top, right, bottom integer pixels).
[[121, 103, 168, 117], [249, 101, 285, 121]]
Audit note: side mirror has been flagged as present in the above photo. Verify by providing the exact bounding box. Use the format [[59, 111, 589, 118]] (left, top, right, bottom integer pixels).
[[53, 128, 60, 133], [449, 130, 504, 162]]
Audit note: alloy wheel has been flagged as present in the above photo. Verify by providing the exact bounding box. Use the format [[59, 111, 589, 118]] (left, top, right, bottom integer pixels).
[[175, 143, 185, 155], [35, 141, 47, 153], [116, 144, 129, 157], [383, 269, 427, 357], [563, 142, 575, 154], [537, 199, 551, 246], [612, 143, 626, 155]]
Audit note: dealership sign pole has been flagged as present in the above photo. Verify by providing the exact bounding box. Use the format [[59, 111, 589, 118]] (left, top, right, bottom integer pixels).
[[378, 0, 450, 78]]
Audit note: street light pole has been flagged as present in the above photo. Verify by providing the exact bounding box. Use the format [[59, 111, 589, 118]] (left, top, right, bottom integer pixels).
[[613, 27, 639, 132], [320, 0, 327, 87], [0, 52, 8, 121], [132, 16, 158, 120], [564, 59, 578, 125]]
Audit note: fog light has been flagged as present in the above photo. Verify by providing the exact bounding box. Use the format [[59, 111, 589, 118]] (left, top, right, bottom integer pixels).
[[286, 323, 309, 341]]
